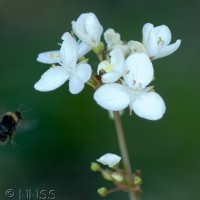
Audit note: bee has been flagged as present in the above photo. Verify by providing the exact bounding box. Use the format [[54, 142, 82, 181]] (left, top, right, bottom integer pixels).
[[0, 111, 23, 144]]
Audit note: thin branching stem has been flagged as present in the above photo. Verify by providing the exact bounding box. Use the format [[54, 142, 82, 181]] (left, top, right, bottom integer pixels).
[[113, 111, 140, 200]]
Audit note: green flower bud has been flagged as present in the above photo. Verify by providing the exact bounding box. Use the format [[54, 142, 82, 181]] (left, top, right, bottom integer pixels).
[[133, 176, 142, 186], [102, 171, 113, 181], [91, 162, 100, 172], [97, 187, 107, 197], [111, 172, 124, 182]]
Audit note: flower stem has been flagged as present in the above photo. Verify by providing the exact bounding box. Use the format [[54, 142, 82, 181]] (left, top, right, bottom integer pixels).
[[113, 111, 140, 200]]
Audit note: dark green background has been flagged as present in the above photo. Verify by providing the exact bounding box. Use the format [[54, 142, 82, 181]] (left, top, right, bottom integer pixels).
[[0, 0, 199, 199]]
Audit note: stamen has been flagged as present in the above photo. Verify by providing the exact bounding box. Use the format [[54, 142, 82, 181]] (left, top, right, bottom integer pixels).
[[105, 64, 113, 72], [49, 52, 54, 59], [157, 37, 164, 46]]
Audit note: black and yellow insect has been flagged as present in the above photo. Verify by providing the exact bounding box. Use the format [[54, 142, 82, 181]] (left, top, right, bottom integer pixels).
[[0, 111, 23, 144]]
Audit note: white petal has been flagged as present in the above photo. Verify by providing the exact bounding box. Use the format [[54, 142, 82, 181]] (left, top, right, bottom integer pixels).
[[34, 66, 69, 92], [153, 39, 181, 60], [97, 60, 110, 74], [102, 71, 121, 83], [110, 49, 125, 74], [125, 53, 154, 89], [36, 50, 60, 64], [144, 28, 158, 58], [94, 83, 130, 111], [60, 32, 78, 68], [77, 42, 92, 57], [97, 153, 121, 167], [154, 25, 171, 47], [74, 63, 92, 82], [142, 23, 154, 45], [69, 76, 84, 94], [132, 92, 166, 120]]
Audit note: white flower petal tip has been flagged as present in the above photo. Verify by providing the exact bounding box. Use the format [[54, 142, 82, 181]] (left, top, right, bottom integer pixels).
[[142, 23, 181, 59], [132, 92, 166, 120], [36, 51, 60, 64], [34, 67, 69, 92], [153, 39, 181, 60], [97, 153, 121, 167], [94, 83, 130, 111], [72, 12, 103, 47]]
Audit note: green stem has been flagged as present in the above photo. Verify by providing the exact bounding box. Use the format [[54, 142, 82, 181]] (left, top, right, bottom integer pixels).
[[113, 111, 140, 200]]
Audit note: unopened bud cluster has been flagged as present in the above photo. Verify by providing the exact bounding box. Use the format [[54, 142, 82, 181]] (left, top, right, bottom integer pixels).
[[91, 153, 142, 197]]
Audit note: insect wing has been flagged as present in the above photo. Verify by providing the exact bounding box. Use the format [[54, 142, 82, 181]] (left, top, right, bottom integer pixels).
[[0, 124, 8, 142]]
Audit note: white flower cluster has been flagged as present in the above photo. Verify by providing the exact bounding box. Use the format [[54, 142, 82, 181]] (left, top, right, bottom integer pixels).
[[34, 12, 181, 120]]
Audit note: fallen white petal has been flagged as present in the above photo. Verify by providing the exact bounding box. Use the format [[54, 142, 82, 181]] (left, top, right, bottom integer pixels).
[[34, 66, 69, 92], [132, 92, 166, 120], [97, 153, 121, 167], [94, 83, 130, 111], [36, 50, 60, 64]]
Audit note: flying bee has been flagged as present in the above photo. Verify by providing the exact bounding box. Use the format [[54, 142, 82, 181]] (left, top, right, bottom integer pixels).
[[0, 111, 23, 144]]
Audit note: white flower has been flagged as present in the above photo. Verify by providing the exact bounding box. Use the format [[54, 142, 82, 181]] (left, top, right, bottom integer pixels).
[[72, 12, 103, 47], [142, 23, 181, 60], [97, 49, 125, 83], [104, 28, 122, 49], [104, 28, 129, 56], [97, 153, 121, 167], [94, 53, 166, 120], [34, 32, 92, 94]]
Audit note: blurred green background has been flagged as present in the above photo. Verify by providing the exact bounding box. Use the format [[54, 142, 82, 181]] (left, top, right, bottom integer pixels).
[[0, 0, 199, 199]]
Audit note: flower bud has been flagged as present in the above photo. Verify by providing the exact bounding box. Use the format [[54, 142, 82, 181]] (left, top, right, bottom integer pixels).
[[133, 176, 142, 186], [102, 171, 113, 181], [72, 12, 103, 47], [97, 187, 107, 197], [90, 162, 100, 172], [111, 172, 124, 182]]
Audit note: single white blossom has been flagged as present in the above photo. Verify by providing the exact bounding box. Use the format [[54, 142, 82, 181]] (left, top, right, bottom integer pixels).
[[104, 28, 129, 56], [97, 49, 125, 83], [97, 153, 121, 167], [34, 32, 92, 94], [142, 23, 181, 60], [94, 53, 166, 120], [72, 12, 103, 47]]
